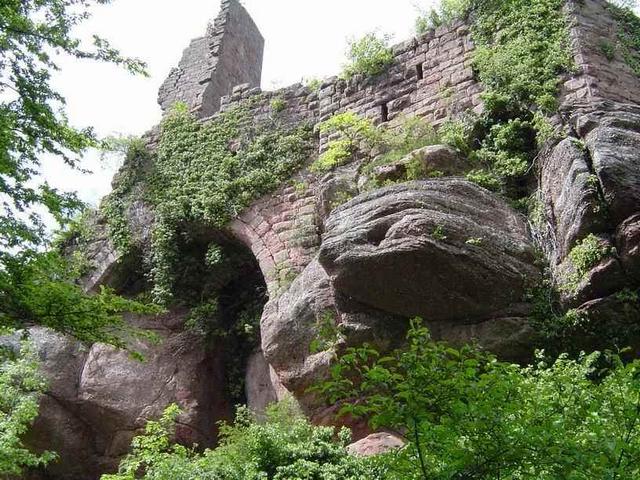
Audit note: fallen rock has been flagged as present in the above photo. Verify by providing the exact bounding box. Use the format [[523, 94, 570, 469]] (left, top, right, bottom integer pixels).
[[347, 432, 405, 457], [370, 144, 467, 184]]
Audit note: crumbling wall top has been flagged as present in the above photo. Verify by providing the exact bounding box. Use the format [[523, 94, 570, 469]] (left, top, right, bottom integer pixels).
[[158, 0, 264, 118]]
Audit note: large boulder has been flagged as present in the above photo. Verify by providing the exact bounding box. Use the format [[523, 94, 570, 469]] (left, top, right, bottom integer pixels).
[[319, 180, 540, 324], [14, 311, 233, 479]]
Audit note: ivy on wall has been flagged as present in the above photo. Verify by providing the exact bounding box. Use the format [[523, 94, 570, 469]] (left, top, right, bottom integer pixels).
[[101, 102, 314, 304]]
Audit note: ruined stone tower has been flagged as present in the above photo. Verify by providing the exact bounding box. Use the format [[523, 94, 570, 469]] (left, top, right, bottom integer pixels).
[[157, 0, 264, 118]]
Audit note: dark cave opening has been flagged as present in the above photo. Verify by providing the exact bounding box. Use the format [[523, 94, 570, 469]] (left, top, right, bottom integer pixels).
[[170, 225, 269, 406]]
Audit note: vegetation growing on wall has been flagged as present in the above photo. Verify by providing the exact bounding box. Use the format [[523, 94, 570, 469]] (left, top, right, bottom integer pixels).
[[100, 137, 152, 256], [311, 112, 379, 173], [608, 1, 640, 75], [341, 32, 394, 79], [102, 103, 314, 304], [414, 0, 572, 199]]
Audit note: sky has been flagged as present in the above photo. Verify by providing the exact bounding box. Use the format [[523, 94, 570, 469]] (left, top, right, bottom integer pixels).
[[43, 0, 438, 207]]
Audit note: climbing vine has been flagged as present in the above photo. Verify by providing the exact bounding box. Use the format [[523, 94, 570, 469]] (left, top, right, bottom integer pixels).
[[103, 103, 314, 304], [100, 137, 151, 256], [416, 0, 573, 199]]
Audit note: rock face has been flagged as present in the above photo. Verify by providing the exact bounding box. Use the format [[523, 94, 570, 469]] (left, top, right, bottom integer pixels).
[[261, 180, 540, 412], [569, 101, 640, 226], [320, 180, 539, 323], [14, 1, 640, 478], [540, 101, 640, 308], [21, 312, 233, 479]]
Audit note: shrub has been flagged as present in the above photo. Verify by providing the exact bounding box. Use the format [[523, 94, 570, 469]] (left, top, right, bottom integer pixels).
[[415, 0, 471, 34], [342, 33, 394, 79], [569, 233, 614, 277], [315, 319, 640, 479], [102, 399, 382, 480], [311, 112, 378, 173], [270, 97, 287, 113]]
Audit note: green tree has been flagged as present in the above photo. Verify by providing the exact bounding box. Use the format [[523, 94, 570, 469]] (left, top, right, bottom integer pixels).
[[0, 1, 156, 474], [0, 0, 156, 342], [315, 319, 640, 479], [0, 340, 55, 476], [0, 0, 146, 251]]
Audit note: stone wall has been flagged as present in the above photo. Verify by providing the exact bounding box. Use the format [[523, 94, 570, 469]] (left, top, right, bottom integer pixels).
[[563, 0, 640, 105], [220, 19, 480, 143], [157, 0, 264, 118], [213, 19, 483, 293]]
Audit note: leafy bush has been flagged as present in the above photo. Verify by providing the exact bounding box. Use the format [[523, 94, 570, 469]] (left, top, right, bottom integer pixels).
[[342, 33, 394, 79], [102, 399, 381, 480], [569, 234, 613, 276], [270, 97, 287, 113], [315, 319, 640, 479], [311, 112, 379, 173], [608, 1, 640, 76], [0, 340, 55, 476]]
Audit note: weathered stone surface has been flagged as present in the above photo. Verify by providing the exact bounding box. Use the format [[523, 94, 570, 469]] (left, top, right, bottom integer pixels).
[[557, 245, 628, 307], [245, 349, 289, 416], [570, 293, 640, 354], [347, 432, 405, 457], [261, 259, 336, 395], [569, 101, 640, 225], [539, 137, 605, 264], [319, 180, 540, 324], [158, 0, 264, 117], [316, 167, 360, 222], [617, 214, 640, 283], [80, 199, 154, 293], [429, 317, 536, 363], [15, 312, 233, 479]]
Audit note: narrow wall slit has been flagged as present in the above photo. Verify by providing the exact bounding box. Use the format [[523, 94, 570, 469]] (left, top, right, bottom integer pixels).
[[416, 63, 424, 80], [381, 103, 389, 122]]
